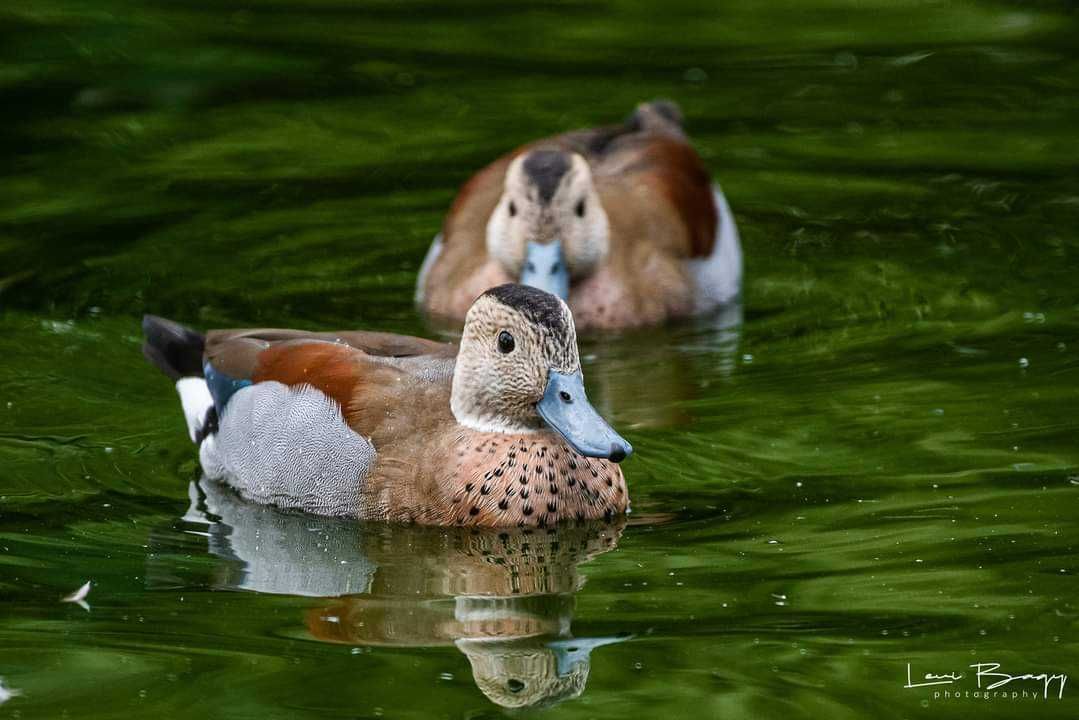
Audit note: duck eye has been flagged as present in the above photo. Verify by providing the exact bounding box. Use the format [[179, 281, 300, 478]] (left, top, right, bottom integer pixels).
[[508, 201, 517, 217], [497, 330, 515, 354], [575, 198, 586, 217]]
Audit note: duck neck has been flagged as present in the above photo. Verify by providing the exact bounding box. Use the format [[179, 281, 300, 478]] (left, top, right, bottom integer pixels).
[[450, 379, 543, 435]]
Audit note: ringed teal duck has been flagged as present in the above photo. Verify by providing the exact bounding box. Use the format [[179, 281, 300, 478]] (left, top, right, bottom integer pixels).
[[416, 100, 742, 329], [143, 284, 631, 527]]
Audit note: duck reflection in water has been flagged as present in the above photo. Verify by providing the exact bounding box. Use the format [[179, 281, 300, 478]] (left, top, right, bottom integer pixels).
[[183, 478, 629, 709]]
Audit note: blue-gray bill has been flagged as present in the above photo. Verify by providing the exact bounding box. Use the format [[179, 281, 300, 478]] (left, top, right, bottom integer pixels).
[[520, 241, 570, 300], [536, 370, 633, 462]]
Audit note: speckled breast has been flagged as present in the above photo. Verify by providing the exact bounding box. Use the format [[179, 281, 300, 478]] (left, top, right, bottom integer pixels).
[[449, 432, 629, 527]]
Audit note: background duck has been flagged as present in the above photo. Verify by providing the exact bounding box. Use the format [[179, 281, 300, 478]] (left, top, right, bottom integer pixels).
[[416, 100, 742, 329], [142, 284, 631, 527]]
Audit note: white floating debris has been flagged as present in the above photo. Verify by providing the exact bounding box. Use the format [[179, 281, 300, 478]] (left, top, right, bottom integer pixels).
[[0, 677, 20, 705], [62, 580, 92, 611], [1018, 357, 1029, 368]]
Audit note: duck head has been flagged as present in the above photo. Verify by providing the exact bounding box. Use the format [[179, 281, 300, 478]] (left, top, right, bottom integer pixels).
[[450, 284, 631, 462], [486, 149, 610, 300]]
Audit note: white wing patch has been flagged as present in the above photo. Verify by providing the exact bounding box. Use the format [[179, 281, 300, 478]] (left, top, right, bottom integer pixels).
[[689, 184, 743, 313], [175, 377, 213, 443], [200, 381, 375, 517]]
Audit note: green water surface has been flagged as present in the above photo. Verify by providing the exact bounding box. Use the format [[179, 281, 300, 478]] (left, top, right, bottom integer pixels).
[[1, 0, 1078, 717]]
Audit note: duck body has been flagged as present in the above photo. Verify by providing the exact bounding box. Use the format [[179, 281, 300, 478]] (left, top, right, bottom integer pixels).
[[417, 100, 742, 329], [144, 285, 630, 527]]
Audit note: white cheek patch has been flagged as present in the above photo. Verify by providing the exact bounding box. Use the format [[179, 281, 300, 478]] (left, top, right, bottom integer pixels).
[[485, 198, 514, 271], [574, 201, 609, 276], [175, 377, 214, 443]]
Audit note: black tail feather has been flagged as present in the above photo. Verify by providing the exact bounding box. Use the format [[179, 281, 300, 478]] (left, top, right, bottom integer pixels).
[[142, 315, 205, 381], [625, 99, 684, 133]]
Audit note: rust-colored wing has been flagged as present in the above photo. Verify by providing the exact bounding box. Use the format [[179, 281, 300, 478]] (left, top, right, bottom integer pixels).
[[595, 135, 717, 259], [205, 328, 454, 379]]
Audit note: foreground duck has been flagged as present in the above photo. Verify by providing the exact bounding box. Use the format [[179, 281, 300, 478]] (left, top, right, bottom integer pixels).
[[416, 100, 742, 329], [143, 284, 631, 527]]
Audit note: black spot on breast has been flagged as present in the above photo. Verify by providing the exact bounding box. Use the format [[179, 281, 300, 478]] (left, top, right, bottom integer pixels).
[[465, 483, 474, 492], [498, 499, 509, 510], [567, 477, 576, 487], [523, 505, 534, 516], [549, 484, 558, 495], [470, 506, 480, 516], [521, 489, 530, 499], [547, 502, 557, 513]]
